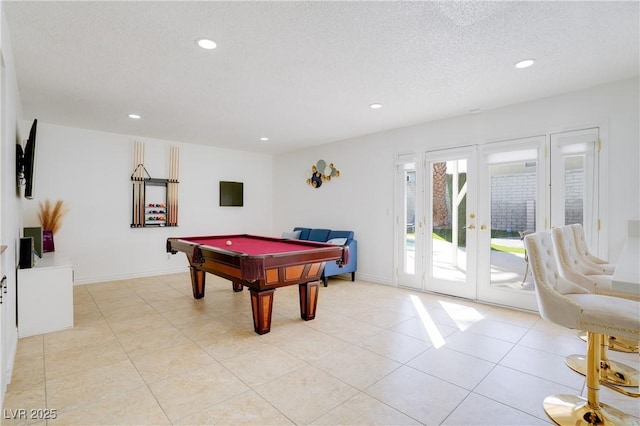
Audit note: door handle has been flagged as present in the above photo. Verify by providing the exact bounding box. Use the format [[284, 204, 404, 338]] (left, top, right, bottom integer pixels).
[[467, 224, 476, 230]]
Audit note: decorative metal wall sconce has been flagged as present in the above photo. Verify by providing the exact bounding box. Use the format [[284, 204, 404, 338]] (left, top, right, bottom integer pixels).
[[306, 159, 340, 188]]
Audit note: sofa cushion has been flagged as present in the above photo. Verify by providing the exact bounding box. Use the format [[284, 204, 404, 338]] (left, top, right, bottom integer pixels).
[[282, 230, 301, 239], [326, 237, 347, 245], [293, 227, 312, 240], [328, 230, 354, 241], [308, 228, 331, 242]]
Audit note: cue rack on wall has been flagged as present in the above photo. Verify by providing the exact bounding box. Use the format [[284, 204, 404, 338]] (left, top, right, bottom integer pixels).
[[130, 141, 180, 228]]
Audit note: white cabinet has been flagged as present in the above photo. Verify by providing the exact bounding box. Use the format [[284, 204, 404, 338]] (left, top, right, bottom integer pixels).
[[17, 252, 73, 337]]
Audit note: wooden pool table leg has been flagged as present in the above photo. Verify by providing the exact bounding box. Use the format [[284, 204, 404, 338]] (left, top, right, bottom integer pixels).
[[189, 266, 206, 299], [299, 281, 320, 321], [249, 288, 275, 335]]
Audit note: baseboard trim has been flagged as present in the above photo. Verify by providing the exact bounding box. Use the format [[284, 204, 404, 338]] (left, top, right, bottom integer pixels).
[[73, 267, 189, 285], [329, 272, 393, 286], [75, 269, 393, 287]]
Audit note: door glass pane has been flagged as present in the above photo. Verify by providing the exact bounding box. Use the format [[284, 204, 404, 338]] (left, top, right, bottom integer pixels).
[[551, 130, 598, 250], [403, 165, 416, 275], [564, 155, 584, 226], [431, 160, 467, 281], [489, 161, 536, 289]]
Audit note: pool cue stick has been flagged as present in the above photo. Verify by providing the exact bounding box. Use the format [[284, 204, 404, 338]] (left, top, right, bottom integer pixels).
[[172, 146, 177, 225], [135, 140, 145, 226], [171, 146, 176, 225], [133, 141, 140, 226], [138, 141, 142, 226], [174, 147, 179, 225], [168, 146, 172, 225], [133, 141, 139, 226], [174, 147, 177, 225], [170, 146, 177, 225], [136, 141, 142, 226], [168, 146, 173, 225], [141, 143, 145, 224], [138, 141, 143, 226], [140, 141, 145, 226], [170, 146, 175, 225], [176, 146, 180, 225], [132, 145, 136, 226]]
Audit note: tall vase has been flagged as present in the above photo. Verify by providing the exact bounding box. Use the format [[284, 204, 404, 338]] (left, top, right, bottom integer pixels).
[[42, 230, 55, 253]]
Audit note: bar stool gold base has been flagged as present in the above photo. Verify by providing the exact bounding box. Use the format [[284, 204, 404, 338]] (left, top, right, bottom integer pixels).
[[608, 335, 639, 353], [544, 394, 640, 425], [578, 331, 639, 353], [566, 354, 639, 394]]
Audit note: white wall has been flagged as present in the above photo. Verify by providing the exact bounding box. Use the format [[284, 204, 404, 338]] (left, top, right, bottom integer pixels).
[[273, 77, 640, 285], [21, 124, 274, 284], [14, 79, 639, 288], [0, 2, 24, 410]]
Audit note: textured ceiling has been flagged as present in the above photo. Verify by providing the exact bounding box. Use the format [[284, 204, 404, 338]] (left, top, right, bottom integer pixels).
[[4, 1, 639, 153]]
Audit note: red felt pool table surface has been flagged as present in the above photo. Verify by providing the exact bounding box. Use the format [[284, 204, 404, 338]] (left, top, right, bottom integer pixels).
[[180, 234, 333, 256]]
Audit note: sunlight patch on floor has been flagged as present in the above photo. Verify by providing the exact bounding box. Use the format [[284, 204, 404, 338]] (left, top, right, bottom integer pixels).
[[439, 300, 484, 331], [410, 295, 446, 348]]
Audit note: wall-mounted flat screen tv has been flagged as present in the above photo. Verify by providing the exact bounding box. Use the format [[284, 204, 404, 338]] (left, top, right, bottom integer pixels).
[[24, 119, 38, 199], [219, 181, 243, 207], [16, 119, 38, 199]]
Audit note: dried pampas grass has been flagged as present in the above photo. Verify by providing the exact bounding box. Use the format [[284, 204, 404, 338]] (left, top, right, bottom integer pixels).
[[38, 199, 69, 234]]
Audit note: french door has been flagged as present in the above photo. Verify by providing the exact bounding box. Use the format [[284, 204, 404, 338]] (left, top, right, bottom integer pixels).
[[395, 128, 603, 311], [395, 147, 478, 299], [550, 128, 601, 250], [423, 147, 477, 299], [476, 137, 546, 311], [395, 154, 422, 289]]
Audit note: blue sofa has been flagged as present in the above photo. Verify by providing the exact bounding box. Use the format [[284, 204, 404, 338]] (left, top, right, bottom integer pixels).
[[290, 227, 357, 286]]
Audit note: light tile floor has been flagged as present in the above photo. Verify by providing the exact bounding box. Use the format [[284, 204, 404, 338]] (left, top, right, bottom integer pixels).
[[3, 273, 639, 425]]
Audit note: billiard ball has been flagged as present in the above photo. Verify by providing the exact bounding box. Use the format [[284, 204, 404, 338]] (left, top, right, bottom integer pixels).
[[226, 240, 232, 246]]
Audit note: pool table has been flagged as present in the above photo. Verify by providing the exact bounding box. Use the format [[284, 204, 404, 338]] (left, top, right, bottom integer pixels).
[[166, 234, 349, 334]]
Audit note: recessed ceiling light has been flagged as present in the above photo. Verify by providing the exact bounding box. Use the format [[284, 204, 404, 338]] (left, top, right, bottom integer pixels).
[[369, 103, 382, 109], [515, 59, 535, 69], [128, 113, 141, 119], [196, 38, 217, 50], [260, 137, 269, 142]]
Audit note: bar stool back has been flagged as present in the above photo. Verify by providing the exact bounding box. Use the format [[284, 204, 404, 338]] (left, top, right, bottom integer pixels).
[[569, 223, 615, 274], [552, 226, 616, 296], [524, 232, 640, 425]]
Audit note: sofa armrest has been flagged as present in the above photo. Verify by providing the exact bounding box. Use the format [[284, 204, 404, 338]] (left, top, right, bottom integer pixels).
[[323, 239, 357, 285], [344, 239, 357, 271]]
